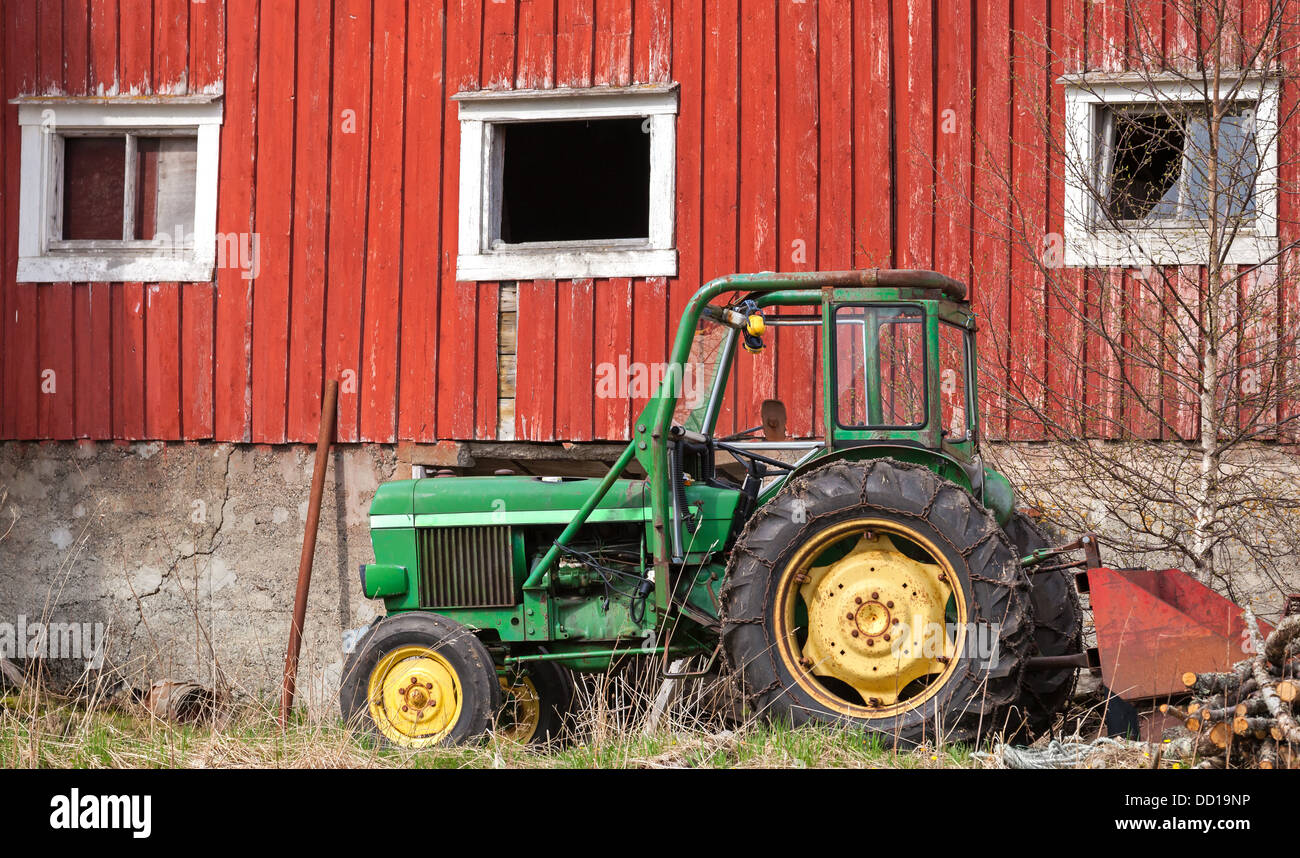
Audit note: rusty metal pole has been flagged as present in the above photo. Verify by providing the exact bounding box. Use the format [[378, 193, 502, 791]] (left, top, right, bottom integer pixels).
[[279, 378, 339, 729]]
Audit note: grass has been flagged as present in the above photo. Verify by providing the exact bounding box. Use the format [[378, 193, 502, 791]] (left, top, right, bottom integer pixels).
[[0, 694, 984, 770], [0, 654, 1175, 770]]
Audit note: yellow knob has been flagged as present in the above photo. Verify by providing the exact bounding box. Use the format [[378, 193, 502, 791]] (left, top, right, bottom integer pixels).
[[746, 314, 766, 336]]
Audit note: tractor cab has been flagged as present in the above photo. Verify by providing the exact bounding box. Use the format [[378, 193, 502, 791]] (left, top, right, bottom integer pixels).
[[640, 271, 1013, 569]]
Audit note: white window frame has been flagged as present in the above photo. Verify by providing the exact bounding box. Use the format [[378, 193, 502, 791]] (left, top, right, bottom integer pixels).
[[13, 96, 223, 283], [452, 85, 678, 281], [1061, 72, 1279, 267]]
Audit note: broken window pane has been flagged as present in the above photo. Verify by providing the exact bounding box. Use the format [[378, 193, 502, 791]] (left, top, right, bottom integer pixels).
[[499, 118, 650, 243], [134, 136, 198, 242], [62, 136, 126, 240], [1101, 103, 1258, 224], [1104, 112, 1184, 222]]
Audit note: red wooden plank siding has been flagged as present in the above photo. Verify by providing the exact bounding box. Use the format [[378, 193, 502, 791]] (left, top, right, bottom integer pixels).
[[213, 0, 257, 442], [854, 0, 894, 270], [733, 0, 771, 439], [483, 0, 517, 90], [283, 0, 332, 443], [397, 0, 446, 443], [181, 0, 221, 440], [152, 0, 186, 93], [4, 1, 36, 440], [38, 283, 75, 438], [515, 280, 557, 441], [556, 280, 594, 440], [324, 0, 372, 443], [113, 2, 150, 441], [973, 0, 1013, 440], [777, 0, 818, 439], [1007, 1, 1048, 439], [665, 0, 698, 442], [249, 2, 295, 443], [593, 278, 633, 439], [436, 0, 481, 440], [816, 0, 854, 434], [634, 0, 672, 84], [113, 283, 146, 438], [557, 0, 594, 87], [63, 0, 90, 95], [517, 0, 557, 89], [2, 0, 1295, 449], [73, 284, 112, 438], [144, 283, 181, 438], [594, 0, 632, 87], [1044, 0, 1082, 437], [359, 2, 408, 443]]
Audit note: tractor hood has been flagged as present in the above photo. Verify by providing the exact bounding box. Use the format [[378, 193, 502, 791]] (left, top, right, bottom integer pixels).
[[370, 475, 649, 529]]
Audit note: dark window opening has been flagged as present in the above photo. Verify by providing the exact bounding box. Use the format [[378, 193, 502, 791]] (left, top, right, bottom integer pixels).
[[1104, 112, 1184, 222], [499, 118, 650, 244]]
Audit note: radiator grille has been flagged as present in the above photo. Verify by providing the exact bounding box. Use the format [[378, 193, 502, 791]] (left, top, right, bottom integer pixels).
[[416, 525, 515, 608]]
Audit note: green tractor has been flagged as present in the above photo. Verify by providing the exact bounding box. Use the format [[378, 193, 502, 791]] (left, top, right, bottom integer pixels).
[[341, 269, 1082, 747]]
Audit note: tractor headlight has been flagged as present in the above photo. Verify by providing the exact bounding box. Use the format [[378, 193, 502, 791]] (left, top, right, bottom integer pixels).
[[360, 563, 409, 599]]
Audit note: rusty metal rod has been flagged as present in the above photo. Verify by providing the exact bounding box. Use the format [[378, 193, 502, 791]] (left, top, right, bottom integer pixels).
[[1024, 652, 1096, 671], [279, 378, 339, 729]]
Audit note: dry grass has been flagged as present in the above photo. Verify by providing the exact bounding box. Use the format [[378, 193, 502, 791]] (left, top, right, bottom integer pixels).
[[0, 662, 985, 770]]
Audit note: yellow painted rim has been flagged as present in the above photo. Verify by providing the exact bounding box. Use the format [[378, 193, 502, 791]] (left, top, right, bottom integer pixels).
[[367, 645, 464, 748], [497, 673, 543, 743], [775, 518, 967, 720]]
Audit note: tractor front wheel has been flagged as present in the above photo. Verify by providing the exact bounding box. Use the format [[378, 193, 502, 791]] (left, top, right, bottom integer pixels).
[[722, 459, 1034, 746], [341, 612, 500, 748]]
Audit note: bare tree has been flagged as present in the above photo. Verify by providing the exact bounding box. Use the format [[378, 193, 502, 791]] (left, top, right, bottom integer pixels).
[[965, 0, 1300, 607]]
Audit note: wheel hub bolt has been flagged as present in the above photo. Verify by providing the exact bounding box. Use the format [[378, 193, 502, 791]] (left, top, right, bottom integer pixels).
[[871, 592, 879, 600], [854, 596, 863, 605], [851, 630, 859, 638], [886, 600, 894, 608], [846, 612, 856, 620]]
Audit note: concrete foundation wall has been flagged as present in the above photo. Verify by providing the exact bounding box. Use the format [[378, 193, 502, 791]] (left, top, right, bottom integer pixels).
[[0, 441, 395, 714]]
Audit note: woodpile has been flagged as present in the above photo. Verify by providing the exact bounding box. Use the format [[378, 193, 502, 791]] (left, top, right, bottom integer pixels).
[[1163, 612, 1300, 769]]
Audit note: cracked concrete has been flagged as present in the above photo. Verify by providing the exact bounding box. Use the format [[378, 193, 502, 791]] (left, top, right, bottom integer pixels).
[[0, 441, 397, 713]]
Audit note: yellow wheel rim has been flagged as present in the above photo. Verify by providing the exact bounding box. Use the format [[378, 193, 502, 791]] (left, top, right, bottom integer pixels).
[[367, 645, 464, 748], [497, 674, 543, 743], [775, 519, 967, 719]]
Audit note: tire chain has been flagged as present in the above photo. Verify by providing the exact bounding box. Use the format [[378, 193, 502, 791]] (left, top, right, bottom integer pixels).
[[718, 459, 1028, 712]]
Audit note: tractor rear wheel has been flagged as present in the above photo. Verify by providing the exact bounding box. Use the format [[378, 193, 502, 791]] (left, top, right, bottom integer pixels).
[[340, 612, 500, 748], [721, 459, 1034, 746], [1004, 512, 1083, 736], [497, 659, 575, 744]]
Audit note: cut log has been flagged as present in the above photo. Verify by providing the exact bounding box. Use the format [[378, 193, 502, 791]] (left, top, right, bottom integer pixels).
[[1235, 698, 1270, 718], [1277, 679, 1298, 704], [1245, 609, 1300, 744], [1259, 739, 1278, 770], [1234, 716, 1275, 736], [1264, 614, 1300, 668], [1208, 721, 1232, 749]]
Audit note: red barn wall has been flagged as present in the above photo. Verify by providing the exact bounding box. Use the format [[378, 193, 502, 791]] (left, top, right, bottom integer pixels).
[[0, 0, 1294, 446]]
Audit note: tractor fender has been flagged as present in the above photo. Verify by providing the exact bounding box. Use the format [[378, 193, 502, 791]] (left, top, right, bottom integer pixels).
[[766, 443, 1015, 527]]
